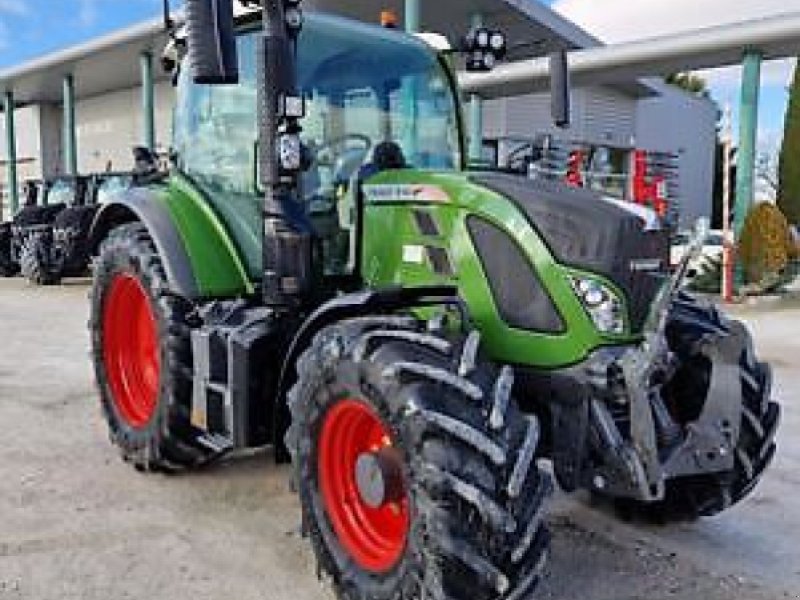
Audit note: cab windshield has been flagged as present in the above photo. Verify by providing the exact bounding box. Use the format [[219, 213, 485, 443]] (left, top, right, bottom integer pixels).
[[298, 18, 463, 174]]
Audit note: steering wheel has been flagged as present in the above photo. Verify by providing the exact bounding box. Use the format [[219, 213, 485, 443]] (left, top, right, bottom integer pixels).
[[312, 134, 372, 168]]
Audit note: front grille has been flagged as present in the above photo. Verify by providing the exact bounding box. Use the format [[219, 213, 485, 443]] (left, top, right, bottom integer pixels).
[[468, 216, 565, 334], [470, 173, 669, 334], [607, 224, 669, 332]]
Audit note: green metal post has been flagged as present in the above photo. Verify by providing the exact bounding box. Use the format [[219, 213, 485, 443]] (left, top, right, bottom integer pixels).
[[141, 51, 156, 151], [404, 0, 420, 33], [734, 51, 762, 288], [4, 91, 18, 216], [62, 74, 78, 176], [468, 95, 484, 164], [400, 0, 422, 160], [468, 13, 484, 164]]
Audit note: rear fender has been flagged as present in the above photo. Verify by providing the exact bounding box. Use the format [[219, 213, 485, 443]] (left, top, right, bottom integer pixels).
[[89, 182, 254, 299], [89, 188, 201, 298]]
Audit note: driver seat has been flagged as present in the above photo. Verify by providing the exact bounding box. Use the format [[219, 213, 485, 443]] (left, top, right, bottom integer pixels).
[[356, 141, 407, 182]]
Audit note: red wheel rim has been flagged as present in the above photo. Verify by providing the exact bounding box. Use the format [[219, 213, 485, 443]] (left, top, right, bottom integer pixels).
[[318, 399, 410, 573], [102, 273, 160, 428]]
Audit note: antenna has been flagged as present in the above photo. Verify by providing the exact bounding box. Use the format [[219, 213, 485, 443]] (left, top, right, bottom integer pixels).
[[163, 0, 173, 33]]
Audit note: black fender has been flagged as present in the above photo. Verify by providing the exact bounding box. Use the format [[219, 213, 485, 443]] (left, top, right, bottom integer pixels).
[[88, 188, 199, 298], [273, 285, 461, 462]]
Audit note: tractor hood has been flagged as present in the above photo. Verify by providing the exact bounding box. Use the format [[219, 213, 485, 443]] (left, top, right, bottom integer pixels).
[[470, 172, 669, 331]]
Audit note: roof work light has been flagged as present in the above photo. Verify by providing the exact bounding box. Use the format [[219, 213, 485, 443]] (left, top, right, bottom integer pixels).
[[463, 26, 507, 72]]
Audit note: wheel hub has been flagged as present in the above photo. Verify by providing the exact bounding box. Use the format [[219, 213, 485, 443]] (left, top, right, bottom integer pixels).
[[355, 448, 405, 509], [317, 399, 409, 573]]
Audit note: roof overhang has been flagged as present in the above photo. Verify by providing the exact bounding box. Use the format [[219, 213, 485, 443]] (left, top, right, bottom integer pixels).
[[0, 17, 171, 106], [0, 0, 615, 109], [304, 0, 601, 52], [461, 11, 800, 99]]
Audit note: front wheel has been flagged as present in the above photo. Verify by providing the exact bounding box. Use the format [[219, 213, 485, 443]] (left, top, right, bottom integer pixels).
[[19, 231, 60, 286], [0, 224, 18, 277], [614, 299, 780, 522], [286, 317, 552, 600], [89, 223, 218, 471]]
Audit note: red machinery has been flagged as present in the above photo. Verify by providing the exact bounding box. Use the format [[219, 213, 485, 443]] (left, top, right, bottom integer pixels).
[[631, 150, 668, 217]]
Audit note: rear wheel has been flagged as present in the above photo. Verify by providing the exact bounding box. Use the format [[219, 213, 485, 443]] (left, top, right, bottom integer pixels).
[[89, 223, 217, 471], [286, 317, 552, 600]]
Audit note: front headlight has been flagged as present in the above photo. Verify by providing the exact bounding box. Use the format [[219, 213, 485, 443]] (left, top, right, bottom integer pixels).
[[569, 276, 626, 335]]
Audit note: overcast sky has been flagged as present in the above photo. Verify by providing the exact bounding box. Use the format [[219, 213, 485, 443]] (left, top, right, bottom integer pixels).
[[549, 0, 798, 154]]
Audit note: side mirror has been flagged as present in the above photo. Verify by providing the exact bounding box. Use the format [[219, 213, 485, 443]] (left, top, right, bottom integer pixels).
[[185, 0, 239, 85], [550, 50, 571, 128]]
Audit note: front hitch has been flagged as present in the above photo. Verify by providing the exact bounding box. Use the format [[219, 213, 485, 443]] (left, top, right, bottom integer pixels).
[[587, 220, 746, 502]]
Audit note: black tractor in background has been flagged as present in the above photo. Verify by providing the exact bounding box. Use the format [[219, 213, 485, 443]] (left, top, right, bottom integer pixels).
[[0, 179, 68, 279], [16, 174, 94, 285], [0, 158, 144, 285]]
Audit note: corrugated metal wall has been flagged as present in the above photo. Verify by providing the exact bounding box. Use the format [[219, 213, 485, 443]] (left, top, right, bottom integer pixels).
[[483, 86, 637, 149], [580, 88, 637, 148], [636, 83, 717, 229]]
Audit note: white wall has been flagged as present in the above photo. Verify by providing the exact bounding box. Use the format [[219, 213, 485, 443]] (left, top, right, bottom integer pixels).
[[75, 81, 174, 173], [38, 104, 62, 179], [1, 80, 175, 218], [483, 85, 638, 149]]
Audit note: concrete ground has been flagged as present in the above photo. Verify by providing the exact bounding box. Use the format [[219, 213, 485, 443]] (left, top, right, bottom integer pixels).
[[0, 277, 798, 600]]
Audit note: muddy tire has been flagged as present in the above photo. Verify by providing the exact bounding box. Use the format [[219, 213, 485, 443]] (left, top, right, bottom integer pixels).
[[89, 223, 217, 472], [617, 297, 779, 522], [19, 231, 60, 286], [286, 317, 552, 600]]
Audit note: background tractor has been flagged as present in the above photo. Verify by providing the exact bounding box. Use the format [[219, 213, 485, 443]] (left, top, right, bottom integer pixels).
[[0, 177, 78, 280], [86, 1, 780, 599], [0, 166, 140, 285], [18, 174, 95, 285]]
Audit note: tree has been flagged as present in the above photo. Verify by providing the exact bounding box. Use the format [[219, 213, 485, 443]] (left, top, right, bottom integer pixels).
[[665, 72, 711, 98], [757, 152, 779, 200], [712, 128, 736, 229], [778, 61, 800, 224]]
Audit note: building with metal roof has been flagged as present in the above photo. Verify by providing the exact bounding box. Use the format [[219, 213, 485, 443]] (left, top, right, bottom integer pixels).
[[0, 0, 724, 227]]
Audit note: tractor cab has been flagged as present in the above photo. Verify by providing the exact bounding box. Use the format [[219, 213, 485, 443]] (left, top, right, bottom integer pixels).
[[171, 12, 463, 285], [44, 175, 90, 208]]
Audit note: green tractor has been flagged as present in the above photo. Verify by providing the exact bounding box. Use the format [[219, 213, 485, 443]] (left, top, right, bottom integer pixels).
[[87, 1, 780, 598]]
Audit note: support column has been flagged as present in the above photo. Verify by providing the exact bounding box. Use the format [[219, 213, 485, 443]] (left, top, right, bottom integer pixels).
[[404, 0, 420, 33], [734, 51, 762, 288], [62, 74, 78, 176], [401, 0, 421, 160], [468, 13, 484, 164], [141, 51, 156, 152], [4, 91, 18, 216]]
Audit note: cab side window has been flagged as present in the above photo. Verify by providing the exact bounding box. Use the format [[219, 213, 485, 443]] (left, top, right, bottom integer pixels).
[[174, 32, 259, 196]]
